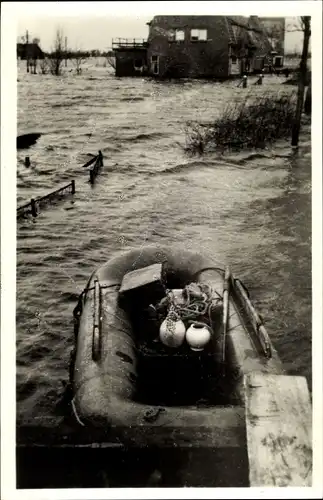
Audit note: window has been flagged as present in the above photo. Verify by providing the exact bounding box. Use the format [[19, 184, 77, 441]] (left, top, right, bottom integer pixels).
[[175, 29, 185, 42], [190, 29, 207, 41]]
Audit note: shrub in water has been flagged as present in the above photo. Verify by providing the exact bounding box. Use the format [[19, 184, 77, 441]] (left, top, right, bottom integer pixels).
[[185, 91, 297, 154]]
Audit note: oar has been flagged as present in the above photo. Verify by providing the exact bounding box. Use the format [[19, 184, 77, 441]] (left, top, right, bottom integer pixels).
[[221, 266, 231, 376]]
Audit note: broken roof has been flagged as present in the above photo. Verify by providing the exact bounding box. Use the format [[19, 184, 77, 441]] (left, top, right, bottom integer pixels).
[[147, 15, 273, 53]]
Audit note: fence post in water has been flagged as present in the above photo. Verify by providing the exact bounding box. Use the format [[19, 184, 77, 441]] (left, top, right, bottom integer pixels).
[[25, 156, 31, 167], [89, 169, 94, 185], [71, 180, 76, 194], [30, 198, 37, 217], [242, 75, 248, 88], [98, 150, 103, 167]]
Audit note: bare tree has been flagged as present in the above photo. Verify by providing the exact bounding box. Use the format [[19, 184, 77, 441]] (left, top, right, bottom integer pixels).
[[291, 16, 311, 146], [107, 52, 116, 70], [65, 36, 68, 67], [72, 50, 87, 74], [39, 58, 49, 74], [48, 29, 65, 76], [26, 30, 30, 73], [30, 37, 40, 74]]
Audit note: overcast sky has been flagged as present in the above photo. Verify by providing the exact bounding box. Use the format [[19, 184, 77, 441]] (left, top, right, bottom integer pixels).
[[17, 17, 152, 51], [16, 15, 306, 53], [13, 1, 308, 53]]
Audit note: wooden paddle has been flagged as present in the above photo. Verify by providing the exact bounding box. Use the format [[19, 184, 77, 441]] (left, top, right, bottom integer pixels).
[[222, 266, 231, 376]]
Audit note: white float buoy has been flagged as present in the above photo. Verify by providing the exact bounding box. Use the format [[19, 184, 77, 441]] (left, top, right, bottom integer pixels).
[[159, 315, 186, 348], [186, 323, 211, 351]]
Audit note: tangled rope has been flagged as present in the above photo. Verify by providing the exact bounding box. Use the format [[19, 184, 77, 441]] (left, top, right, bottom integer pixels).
[[155, 282, 223, 327]]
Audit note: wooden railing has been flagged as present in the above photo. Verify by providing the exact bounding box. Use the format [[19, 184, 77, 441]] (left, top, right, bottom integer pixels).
[[17, 180, 75, 219], [17, 150, 104, 219], [112, 38, 148, 49]]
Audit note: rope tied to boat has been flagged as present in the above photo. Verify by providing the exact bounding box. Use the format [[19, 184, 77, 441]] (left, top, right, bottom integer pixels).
[[155, 281, 222, 326]]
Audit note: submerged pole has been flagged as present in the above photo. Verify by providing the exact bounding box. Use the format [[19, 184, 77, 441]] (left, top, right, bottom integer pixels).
[[98, 150, 103, 166], [30, 198, 37, 217], [89, 169, 94, 184]]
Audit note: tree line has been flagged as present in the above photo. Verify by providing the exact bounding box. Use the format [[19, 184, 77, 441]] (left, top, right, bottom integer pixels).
[[18, 29, 114, 75]]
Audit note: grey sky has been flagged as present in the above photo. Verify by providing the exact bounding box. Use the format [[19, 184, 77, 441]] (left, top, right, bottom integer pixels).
[[17, 16, 152, 51], [17, 15, 304, 53]]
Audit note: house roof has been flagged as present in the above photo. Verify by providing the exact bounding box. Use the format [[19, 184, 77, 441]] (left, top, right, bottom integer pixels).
[[17, 43, 44, 53], [148, 15, 273, 53], [225, 16, 273, 54], [247, 16, 273, 53]]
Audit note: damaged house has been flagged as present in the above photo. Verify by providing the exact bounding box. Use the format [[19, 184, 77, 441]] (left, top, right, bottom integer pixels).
[[112, 15, 281, 78]]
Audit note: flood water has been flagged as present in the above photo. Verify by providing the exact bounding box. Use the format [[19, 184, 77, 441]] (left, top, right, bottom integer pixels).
[[16, 59, 311, 475]]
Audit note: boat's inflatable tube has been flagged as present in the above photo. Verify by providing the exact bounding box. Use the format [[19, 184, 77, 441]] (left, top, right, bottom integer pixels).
[[71, 245, 281, 447], [71, 246, 248, 446]]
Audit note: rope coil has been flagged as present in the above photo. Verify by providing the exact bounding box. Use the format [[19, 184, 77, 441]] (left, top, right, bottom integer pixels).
[[156, 282, 222, 327]]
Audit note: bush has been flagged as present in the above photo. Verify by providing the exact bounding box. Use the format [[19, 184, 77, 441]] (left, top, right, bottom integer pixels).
[[185, 91, 297, 154]]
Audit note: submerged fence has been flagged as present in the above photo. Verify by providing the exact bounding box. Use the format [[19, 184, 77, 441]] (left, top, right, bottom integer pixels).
[[17, 150, 104, 220], [17, 180, 75, 219]]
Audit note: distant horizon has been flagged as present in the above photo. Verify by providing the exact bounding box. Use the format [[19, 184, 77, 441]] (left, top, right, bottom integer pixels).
[[17, 15, 306, 53]]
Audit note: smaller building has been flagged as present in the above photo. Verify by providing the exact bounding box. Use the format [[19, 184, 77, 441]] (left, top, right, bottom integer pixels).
[[17, 43, 45, 60], [112, 38, 148, 77]]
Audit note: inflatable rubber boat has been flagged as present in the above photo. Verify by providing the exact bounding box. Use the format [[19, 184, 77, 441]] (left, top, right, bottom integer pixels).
[[70, 245, 284, 448], [17, 245, 312, 488]]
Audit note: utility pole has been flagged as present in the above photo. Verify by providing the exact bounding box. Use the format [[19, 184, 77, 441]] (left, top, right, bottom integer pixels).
[[26, 30, 30, 73], [65, 36, 68, 67], [291, 16, 311, 147]]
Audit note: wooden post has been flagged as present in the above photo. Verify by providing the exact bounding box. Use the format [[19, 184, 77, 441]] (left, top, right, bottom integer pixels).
[[242, 75, 247, 88], [25, 156, 30, 167], [291, 17, 311, 147], [30, 198, 37, 217], [71, 180, 76, 194], [89, 169, 94, 184], [98, 150, 103, 166]]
